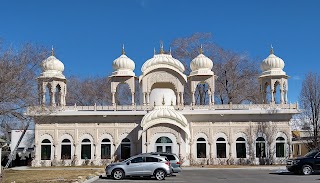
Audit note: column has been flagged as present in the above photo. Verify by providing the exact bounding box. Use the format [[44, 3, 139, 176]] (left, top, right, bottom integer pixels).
[[146, 92, 150, 105], [143, 92, 146, 105], [131, 92, 135, 105], [209, 142, 213, 164], [285, 91, 288, 104], [74, 143, 79, 166], [211, 92, 214, 105], [181, 92, 184, 105], [208, 93, 212, 106], [270, 89, 274, 104], [112, 92, 116, 106], [191, 92, 195, 106]]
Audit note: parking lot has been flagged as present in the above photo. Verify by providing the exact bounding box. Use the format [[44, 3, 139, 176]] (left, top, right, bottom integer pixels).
[[93, 168, 320, 183]]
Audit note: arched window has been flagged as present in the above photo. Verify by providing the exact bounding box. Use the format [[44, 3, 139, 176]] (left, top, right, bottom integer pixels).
[[256, 137, 266, 158], [41, 139, 51, 160], [81, 138, 91, 160], [61, 139, 71, 159], [236, 137, 246, 158], [121, 138, 131, 160], [197, 138, 206, 158], [101, 138, 111, 159], [216, 137, 226, 158], [155, 136, 173, 153], [276, 137, 285, 157]]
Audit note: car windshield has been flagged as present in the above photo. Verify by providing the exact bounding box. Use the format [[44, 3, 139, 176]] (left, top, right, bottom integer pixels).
[[304, 150, 319, 158]]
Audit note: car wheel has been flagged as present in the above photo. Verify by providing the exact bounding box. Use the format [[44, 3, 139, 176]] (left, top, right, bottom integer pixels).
[[155, 169, 166, 180], [302, 165, 313, 175], [112, 169, 124, 180]]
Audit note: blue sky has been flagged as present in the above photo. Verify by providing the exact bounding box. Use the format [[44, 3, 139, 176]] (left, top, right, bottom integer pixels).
[[0, 0, 319, 103]]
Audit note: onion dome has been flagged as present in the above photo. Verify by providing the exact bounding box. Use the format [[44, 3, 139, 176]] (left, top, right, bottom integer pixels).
[[39, 47, 65, 79], [190, 45, 214, 76], [141, 43, 185, 73], [140, 105, 190, 138], [260, 46, 286, 76], [112, 45, 135, 77]]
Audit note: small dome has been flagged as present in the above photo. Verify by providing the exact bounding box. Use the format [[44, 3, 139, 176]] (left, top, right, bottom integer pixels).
[[40, 53, 65, 79], [140, 105, 190, 138], [190, 53, 213, 71], [42, 56, 64, 72], [260, 48, 286, 76], [112, 46, 135, 76], [141, 53, 185, 73]]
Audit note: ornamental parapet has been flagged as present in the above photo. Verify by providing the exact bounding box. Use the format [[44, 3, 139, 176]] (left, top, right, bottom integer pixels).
[[26, 103, 298, 114]]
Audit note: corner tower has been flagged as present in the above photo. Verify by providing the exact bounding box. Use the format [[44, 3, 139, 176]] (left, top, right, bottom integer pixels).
[[259, 46, 288, 104], [37, 47, 67, 106]]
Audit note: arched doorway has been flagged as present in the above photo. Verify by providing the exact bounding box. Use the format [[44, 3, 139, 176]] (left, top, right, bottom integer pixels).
[[155, 136, 173, 153]]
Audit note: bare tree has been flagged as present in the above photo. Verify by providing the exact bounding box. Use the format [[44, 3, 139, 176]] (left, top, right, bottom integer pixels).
[[170, 32, 260, 105], [299, 72, 320, 150], [66, 76, 112, 106], [0, 42, 47, 137]]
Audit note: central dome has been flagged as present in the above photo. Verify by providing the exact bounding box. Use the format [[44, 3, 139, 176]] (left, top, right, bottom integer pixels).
[[141, 53, 185, 73]]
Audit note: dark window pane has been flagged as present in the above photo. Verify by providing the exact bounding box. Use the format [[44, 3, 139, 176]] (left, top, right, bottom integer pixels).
[[131, 157, 144, 163], [102, 138, 111, 142], [41, 145, 51, 160], [146, 157, 159, 162], [101, 144, 111, 159], [161, 154, 175, 161], [82, 139, 90, 143], [256, 137, 265, 141], [122, 138, 130, 142], [217, 137, 225, 141], [216, 143, 226, 158], [81, 144, 91, 159], [276, 143, 285, 157], [197, 138, 206, 141], [197, 143, 206, 158], [276, 137, 285, 141], [121, 144, 131, 159], [62, 139, 70, 143], [42, 139, 51, 143], [156, 146, 162, 152], [236, 137, 245, 141], [236, 143, 246, 158], [61, 145, 71, 159], [165, 146, 172, 153], [156, 136, 172, 143], [256, 142, 266, 158]]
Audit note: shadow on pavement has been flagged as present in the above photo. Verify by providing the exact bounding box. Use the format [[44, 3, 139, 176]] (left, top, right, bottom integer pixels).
[[269, 172, 320, 176]]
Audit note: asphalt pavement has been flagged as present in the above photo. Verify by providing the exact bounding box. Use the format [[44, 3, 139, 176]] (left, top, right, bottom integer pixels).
[[92, 167, 320, 183]]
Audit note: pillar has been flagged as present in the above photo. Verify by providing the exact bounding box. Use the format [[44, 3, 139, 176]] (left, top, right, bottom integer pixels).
[[112, 92, 116, 106], [131, 92, 135, 105], [191, 92, 195, 106]]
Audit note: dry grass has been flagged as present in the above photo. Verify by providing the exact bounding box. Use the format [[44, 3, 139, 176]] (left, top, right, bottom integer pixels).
[[1, 169, 104, 183]]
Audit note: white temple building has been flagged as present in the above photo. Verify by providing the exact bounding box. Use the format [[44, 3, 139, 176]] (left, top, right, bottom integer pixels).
[[28, 45, 299, 166]]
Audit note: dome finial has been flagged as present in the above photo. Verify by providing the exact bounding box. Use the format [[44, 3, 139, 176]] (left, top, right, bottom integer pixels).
[[169, 47, 172, 55], [160, 41, 164, 54], [154, 47, 156, 55], [51, 45, 54, 56], [200, 44, 203, 54], [270, 44, 274, 54], [122, 44, 125, 55]]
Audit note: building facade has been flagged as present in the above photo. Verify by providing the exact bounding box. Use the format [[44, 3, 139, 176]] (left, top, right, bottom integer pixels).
[[28, 46, 299, 166]]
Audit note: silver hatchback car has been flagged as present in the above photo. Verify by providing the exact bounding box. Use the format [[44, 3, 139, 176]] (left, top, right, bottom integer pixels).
[[105, 154, 172, 180]]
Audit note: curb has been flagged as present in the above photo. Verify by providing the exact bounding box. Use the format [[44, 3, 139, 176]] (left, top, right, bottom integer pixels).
[[82, 175, 100, 183]]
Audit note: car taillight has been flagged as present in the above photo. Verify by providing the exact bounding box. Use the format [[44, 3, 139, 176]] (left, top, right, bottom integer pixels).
[[165, 161, 171, 166], [176, 162, 180, 165]]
